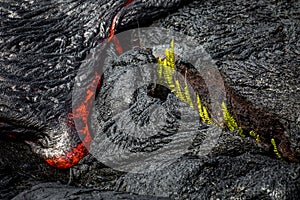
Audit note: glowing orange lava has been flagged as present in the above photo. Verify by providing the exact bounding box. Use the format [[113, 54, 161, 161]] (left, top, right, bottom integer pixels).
[[108, 0, 133, 42], [45, 72, 100, 169], [45, 0, 133, 169]]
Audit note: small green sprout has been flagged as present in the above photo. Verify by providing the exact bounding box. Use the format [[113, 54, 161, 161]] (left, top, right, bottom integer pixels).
[[221, 102, 245, 137], [184, 85, 194, 109], [175, 80, 185, 102], [249, 130, 261, 142], [271, 138, 282, 159], [196, 94, 211, 124], [157, 39, 176, 92], [156, 39, 283, 160]]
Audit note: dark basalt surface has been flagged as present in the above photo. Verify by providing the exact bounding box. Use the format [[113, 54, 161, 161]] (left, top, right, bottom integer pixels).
[[13, 182, 169, 200], [154, 0, 300, 161], [1, 0, 300, 199], [0, 0, 183, 166], [91, 47, 300, 199]]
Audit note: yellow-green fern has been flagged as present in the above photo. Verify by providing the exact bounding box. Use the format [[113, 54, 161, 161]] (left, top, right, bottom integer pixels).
[[196, 94, 211, 124], [271, 138, 282, 159], [249, 130, 261, 142], [184, 85, 194, 109], [221, 102, 245, 137], [175, 80, 185, 102], [157, 40, 176, 92], [156, 40, 284, 158]]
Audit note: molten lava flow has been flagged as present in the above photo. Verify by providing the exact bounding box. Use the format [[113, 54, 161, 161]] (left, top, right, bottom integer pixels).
[[111, 35, 124, 55], [45, 0, 133, 169], [45, 143, 89, 169], [108, 0, 133, 42], [45, 72, 101, 169]]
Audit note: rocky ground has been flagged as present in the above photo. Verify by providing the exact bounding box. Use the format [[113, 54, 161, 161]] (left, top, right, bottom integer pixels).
[[0, 0, 299, 199]]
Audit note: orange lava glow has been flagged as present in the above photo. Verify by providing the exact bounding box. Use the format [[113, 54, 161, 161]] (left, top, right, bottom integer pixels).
[[45, 0, 133, 169], [107, 15, 117, 42], [45, 72, 101, 169], [112, 35, 124, 55], [45, 142, 89, 169], [107, 0, 134, 42]]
